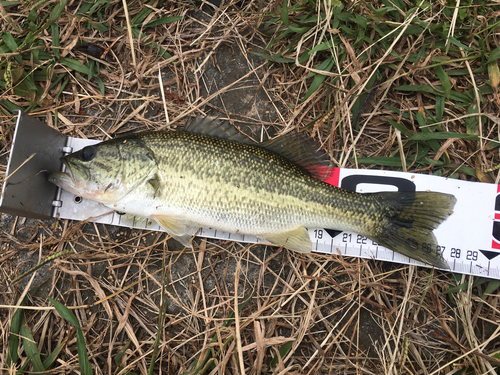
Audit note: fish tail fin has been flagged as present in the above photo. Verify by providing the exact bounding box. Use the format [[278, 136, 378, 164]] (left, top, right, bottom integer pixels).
[[368, 191, 456, 268]]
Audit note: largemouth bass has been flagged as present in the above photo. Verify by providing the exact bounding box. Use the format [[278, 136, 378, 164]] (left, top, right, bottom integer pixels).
[[48, 117, 456, 268]]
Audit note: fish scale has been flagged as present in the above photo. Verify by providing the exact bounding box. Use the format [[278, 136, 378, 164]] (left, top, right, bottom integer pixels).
[[145, 134, 319, 220], [49, 117, 456, 268], [152, 135, 336, 227]]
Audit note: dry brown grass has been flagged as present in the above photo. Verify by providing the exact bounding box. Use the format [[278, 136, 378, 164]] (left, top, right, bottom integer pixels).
[[1, 0, 500, 374]]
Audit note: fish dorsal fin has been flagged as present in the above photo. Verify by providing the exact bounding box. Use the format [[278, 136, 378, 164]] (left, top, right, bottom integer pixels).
[[261, 134, 332, 181], [185, 116, 333, 181], [184, 116, 253, 144]]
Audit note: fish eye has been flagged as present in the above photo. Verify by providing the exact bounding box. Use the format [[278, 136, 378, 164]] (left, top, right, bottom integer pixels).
[[79, 146, 97, 161]]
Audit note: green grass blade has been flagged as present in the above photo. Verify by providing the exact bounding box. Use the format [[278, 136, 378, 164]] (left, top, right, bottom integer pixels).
[[47, 296, 80, 327], [48, 72, 66, 91], [396, 85, 471, 103], [1, 1, 22, 6], [59, 57, 92, 75], [76, 328, 93, 375], [396, 84, 440, 94], [403, 25, 424, 35], [82, 0, 109, 18], [131, 28, 172, 59], [486, 46, 500, 64], [42, 339, 67, 369], [435, 95, 445, 122], [1, 31, 18, 52], [448, 164, 476, 178], [281, 0, 289, 27], [407, 131, 479, 141], [88, 21, 108, 32], [309, 40, 334, 54], [472, 277, 491, 288], [0, 3, 22, 32], [465, 103, 480, 134], [131, 1, 153, 26], [1, 99, 21, 112], [88, 59, 95, 80], [386, 118, 412, 137], [115, 341, 132, 366], [267, 340, 294, 372], [413, 111, 440, 153], [51, 23, 59, 59], [46, 0, 67, 29], [20, 318, 47, 374], [434, 65, 451, 99], [55, 75, 70, 99], [2, 31, 22, 64], [48, 297, 92, 374], [443, 280, 468, 295], [357, 156, 403, 167], [445, 35, 473, 51], [482, 280, 500, 299], [303, 57, 334, 100], [7, 297, 27, 366], [95, 76, 105, 95]]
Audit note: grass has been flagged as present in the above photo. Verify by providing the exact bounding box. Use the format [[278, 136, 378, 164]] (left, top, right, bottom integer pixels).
[[1, 0, 500, 374]]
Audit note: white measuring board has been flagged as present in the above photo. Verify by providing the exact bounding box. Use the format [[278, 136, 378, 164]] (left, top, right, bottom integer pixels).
[[53, 137, 500, 279]]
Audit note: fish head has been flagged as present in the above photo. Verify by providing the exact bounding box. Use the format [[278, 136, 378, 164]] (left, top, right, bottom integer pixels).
[[48, 138, 157, 204]]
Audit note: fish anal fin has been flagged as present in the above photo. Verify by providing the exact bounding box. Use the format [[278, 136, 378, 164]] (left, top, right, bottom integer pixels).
[[169, 234, 195, 248], [263, 227, 312, 253], [153, 214, 198, 248]]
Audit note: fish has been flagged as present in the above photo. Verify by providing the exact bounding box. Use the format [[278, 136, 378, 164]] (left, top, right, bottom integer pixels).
[[48, 117, 456, 268]]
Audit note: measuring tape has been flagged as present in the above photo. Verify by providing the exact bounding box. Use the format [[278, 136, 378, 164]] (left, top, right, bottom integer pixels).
[[52, 137, 499, 279]]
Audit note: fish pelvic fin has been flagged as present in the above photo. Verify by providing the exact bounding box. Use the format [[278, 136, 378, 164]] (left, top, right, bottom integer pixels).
[[263, 227, 312, 253], [368, 191, 456, 269], [153, 214, 198, 248]]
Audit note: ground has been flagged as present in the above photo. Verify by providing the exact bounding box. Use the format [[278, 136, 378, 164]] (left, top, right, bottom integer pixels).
[[1, 1, 500, 375]]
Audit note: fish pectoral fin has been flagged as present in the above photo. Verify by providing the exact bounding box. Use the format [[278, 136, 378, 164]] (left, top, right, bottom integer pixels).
[[153, 215, 199, 248], [262, 227, 312, 253]]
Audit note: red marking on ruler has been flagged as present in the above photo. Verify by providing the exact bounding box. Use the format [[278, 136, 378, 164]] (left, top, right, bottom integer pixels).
[[492, 240, 500, 250]]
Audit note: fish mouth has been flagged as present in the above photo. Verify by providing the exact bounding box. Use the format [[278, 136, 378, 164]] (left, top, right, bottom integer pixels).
[[48, 158, 89, 194]]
